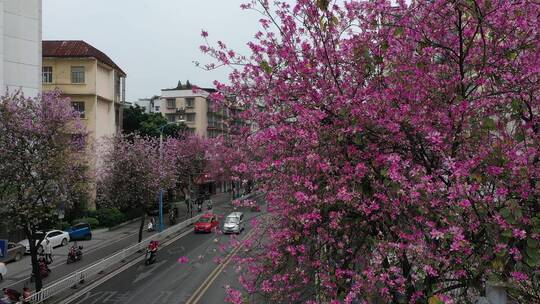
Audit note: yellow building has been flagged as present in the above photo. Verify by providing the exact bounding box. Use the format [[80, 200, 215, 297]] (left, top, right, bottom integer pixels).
[[159, 85, 226, 138], [42, 40, 126, 208]]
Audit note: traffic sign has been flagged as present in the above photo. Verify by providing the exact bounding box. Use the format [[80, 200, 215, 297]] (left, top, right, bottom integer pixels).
[[0, 239, 7, 258]]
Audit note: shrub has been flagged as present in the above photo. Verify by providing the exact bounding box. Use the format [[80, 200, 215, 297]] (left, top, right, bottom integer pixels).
[[89, 208, 126, 228], [72, 217, 99, 228], [59, 222, 71, 231]]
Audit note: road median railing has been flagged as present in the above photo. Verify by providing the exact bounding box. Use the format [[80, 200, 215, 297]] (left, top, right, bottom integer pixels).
[[28, 213, 203, 303]]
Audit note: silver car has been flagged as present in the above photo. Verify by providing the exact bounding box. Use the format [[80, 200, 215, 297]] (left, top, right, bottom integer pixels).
[[222, 212, 245, 234]]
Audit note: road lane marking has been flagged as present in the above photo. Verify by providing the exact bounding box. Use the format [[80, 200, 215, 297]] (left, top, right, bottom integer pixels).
[[60, 228, 195, 304], [185, 229, 256, 304]]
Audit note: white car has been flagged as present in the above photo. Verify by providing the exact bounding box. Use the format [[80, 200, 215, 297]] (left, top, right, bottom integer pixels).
[[18, 230, 70, 254], [0, 262, 6, 281]]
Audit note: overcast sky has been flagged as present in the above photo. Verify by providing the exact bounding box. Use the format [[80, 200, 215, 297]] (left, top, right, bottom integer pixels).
[[43, 0, 262, 101]]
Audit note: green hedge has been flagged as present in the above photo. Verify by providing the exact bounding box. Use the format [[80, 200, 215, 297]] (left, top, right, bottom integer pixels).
[[89, 208, 126, 228], [72, 217, 99, 228]]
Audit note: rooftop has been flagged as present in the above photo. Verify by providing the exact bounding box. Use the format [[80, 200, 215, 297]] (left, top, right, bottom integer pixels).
[[43, 40, 126, 76]]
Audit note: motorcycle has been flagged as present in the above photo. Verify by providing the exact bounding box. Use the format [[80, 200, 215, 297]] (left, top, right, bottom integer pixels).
[[144, 249, 157, 265], [206, 200, 213, 210], [30, 256, 50, 282], [197, 203, 202, 213], [145, 241, 159, 265], [66, 245, 83, 264]]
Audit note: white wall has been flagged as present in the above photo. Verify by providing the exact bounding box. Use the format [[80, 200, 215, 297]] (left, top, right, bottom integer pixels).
[[0, 0, 42, 97]]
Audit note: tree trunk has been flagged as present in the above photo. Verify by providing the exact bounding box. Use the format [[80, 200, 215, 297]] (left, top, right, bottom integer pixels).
[[138, 213, 145, 243], [25, 227, 42, 291]]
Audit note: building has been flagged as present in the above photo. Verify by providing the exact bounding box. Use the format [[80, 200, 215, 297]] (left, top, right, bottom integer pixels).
[[158, 85, 226, 138], [0, 0, 42, 97], [42, 40, 126, 139], [42, 40, 127, 209], [127, 96, 159, 113]]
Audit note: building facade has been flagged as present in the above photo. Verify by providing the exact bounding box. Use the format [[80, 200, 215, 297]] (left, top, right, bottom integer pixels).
[[42, 40, 126, 209], [158, 87, 226, 138], [0, 0, 42, 97], [42, 40, 126, 140]]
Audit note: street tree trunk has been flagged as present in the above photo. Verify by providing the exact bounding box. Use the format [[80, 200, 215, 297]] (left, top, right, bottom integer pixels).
[[138, 213, 145, 243], [24, 227, 42, 291]]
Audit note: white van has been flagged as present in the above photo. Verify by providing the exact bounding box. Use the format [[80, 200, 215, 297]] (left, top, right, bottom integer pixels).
[[223, 212, 245, 234]]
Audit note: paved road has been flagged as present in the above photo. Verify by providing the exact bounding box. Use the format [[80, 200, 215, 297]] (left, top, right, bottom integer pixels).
[[0, 192, 233, 295], [69, 202, 260, 304]]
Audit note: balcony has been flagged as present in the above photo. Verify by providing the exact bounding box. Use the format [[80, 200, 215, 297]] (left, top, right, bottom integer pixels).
[[176, 107, 185, 114]]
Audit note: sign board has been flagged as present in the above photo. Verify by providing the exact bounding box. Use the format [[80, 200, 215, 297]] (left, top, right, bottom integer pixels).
[[0, 239, 7, 258], [58, 209, 65, 220]]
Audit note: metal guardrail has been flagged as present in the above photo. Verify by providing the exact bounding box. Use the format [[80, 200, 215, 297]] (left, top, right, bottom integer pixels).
[[28, 214, 203, 303], [28, 191, 262, 303]]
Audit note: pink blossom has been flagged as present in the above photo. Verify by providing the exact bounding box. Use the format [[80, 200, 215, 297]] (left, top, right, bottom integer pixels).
[[177, 256, 190, 264]]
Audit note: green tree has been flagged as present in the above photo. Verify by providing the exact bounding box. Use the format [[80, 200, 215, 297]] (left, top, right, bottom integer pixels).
[[123, 105, 186, 138]]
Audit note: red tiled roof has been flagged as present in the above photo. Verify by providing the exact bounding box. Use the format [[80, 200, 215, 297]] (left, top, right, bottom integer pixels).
[[43, 40, 126, 76]]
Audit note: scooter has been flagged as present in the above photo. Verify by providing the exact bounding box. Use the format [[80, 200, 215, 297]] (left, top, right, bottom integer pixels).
[[206, 200, 213, 210], [144, 249, 157, 265], [30, 256, 50, 282], [66, 245, 83, 264]]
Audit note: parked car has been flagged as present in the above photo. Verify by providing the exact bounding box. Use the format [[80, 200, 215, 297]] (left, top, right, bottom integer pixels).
[[194, 213, 219, 233], [18, 230, 70, 254], [67, 222, 92, 241], [223, 212, 245, 234], [0, 242, 25, 263], [0, 262, 6, 281]]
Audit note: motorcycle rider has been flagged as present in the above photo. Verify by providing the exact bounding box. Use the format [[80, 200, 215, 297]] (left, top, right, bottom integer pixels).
[[1, 288, 21, 303], [22, 287, 31, 304], [146, 240, 159, 264], [68, 242, 83, 262]]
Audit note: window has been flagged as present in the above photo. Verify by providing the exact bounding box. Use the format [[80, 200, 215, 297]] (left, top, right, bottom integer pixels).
[[166, 114, 176, 122], [47, 231, 62, 238], [71, 66, 85, 83], [186, 113, 196, 122], [72, 101, 86, 118], [186, 97, 195, 108], [42, 66, 53, 83], [166, 98, 176, 109], [155, 106, 160, 112]]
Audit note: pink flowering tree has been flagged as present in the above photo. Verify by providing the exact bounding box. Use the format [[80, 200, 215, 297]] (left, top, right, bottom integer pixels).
[[0, 92, 88, 291], [201, 0, 539, 302], [162, 134, 215, 216], [97, 135, 170, 242]]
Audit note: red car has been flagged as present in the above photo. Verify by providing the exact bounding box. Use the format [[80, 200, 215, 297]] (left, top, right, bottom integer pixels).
[[194, 214, 219, 233]]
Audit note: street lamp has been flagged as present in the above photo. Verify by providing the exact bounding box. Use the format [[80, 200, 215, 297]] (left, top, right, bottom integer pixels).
[[156, 120, 185, 232]]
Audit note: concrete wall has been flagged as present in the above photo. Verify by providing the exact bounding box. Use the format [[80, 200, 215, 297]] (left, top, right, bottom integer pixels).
[[0, 0, 42, 97], [96, 63, 113, 101], [95, 97, 115, 139]]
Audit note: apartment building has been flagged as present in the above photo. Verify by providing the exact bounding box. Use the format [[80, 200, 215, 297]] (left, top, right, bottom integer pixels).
[[42, 40, 126, 139], [42, 40, 126, 209], [0, 0, 42, 97], [158, 86, 226, 138]]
